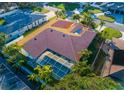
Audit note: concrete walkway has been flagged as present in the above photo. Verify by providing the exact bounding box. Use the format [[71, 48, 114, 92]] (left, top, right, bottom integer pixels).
[[119, 31, 124, 40]]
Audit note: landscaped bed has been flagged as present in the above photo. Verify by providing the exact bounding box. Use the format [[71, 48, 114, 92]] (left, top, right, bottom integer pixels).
[[98, 15, 115, 23], [101, 27, 122, 40], [89, 9, 103, 14], [0, 18, 6, 25]]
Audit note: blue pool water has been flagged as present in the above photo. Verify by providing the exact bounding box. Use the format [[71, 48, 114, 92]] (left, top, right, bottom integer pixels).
[[74, 28, 83, 34]]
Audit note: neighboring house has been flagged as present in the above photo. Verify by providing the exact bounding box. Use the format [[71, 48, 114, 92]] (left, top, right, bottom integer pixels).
[[9, 5, 18, 11], [0, 9, 47, 42], [104, 38, 124, 82], [21, 19, 96, 79], [0, 9, 5, 14], [101, 2, 124, 14]]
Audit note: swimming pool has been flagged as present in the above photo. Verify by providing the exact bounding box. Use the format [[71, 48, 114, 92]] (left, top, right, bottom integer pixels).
[[74, 28, 83, 34], [38, 56, 71, 80], [0, 9, 45, 34]]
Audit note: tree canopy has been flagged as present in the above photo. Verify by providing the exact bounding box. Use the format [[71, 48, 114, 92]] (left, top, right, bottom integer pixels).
[[3, 44, 26, 69], [52, 61, 119, 90], [100, 27, 122, 40], [0, 32, 7, 51], [51, 49, 119, 90]]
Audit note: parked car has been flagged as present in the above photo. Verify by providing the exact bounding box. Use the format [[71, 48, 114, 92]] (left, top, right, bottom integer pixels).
[[104, 11, 111, 15]]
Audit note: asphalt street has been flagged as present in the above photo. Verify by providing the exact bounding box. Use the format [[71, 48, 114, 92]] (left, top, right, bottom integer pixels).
[[94, 19, 124, 32]]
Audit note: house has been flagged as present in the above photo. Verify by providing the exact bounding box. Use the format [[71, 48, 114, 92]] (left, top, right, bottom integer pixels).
[[0, 9, 5, 14], [20, 19, 96, 79], [101, 2, 124, 14], [104, 38, 124, 82], [0, 9, 47, 42], [23, 20, 96, 61]]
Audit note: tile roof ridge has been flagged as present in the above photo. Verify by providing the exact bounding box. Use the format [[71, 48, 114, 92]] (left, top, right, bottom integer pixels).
[[69, 35, 78, 61]]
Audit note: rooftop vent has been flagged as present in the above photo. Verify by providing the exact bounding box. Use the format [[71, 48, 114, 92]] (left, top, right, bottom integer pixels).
[[34, 38, 37, 40], [51, 29, 53, 32], [63, 34, 66, 37]]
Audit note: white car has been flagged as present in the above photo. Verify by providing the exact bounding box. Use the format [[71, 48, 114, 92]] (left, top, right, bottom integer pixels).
[[104, 11, 111, 15]]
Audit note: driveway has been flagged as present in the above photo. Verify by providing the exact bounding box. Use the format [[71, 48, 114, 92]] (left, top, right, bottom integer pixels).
[[44, 11, 56, 20]]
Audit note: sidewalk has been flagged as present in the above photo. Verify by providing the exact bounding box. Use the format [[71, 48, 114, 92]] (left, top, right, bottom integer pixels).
[[119, 31, 124, 40]]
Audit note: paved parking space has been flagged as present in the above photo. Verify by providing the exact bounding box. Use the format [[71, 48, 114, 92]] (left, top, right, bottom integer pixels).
[[0, 63, 30, 90]]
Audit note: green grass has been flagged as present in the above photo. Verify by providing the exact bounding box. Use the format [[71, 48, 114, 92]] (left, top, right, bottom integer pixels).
[[32, 7, 49, 13], [98, 15, 115, 23], [23, 17, 56, 37], [48, 2, 79, 11], [23, 26, 39, 37], [0, 18, 6, 25], [89, 9, 103, 14], [101, 27, 122, 40]]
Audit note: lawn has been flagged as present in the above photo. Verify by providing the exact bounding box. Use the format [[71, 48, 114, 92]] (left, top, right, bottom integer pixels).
[[23, 26, 39, 37], [32, 7, 49, 13], [98, 15, 115, 23], [0, 18, 6, 25], [89, 9, 103, 14], [48, 2, 79, 11], [101, 27, 122, 40]]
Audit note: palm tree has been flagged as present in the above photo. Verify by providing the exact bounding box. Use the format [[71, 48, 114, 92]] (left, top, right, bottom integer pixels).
[[55, 10, 66, 19], [3, 44, 21, 56], [0, 32, 7, 51], [72, 60, 94, 76], [12, 59, 25, 69], [72, 14, 81, 22], [34, 65, 41, 72], [81, 12, 96, 29], [83, 3, 92, 12], [34, 65, 53, 83], [79, 49, 92, 61], [28, 74, 37, 81], [99, 20, 105, 31]]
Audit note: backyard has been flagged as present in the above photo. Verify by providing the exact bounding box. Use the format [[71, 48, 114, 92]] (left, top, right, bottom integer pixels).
[[98, 15, 115, 23], [101, 27, 122, 40]]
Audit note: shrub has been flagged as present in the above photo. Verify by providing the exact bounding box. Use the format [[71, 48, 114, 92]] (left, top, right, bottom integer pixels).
[[101, 27, 122, 40]]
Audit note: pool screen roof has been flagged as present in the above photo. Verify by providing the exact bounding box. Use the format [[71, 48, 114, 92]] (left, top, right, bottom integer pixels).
[[38, 56, 70, 80], [0, 9, 45, 34]]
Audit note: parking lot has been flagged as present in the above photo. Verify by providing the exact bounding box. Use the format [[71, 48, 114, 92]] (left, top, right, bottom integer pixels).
[[0, 63, 30, 90]]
